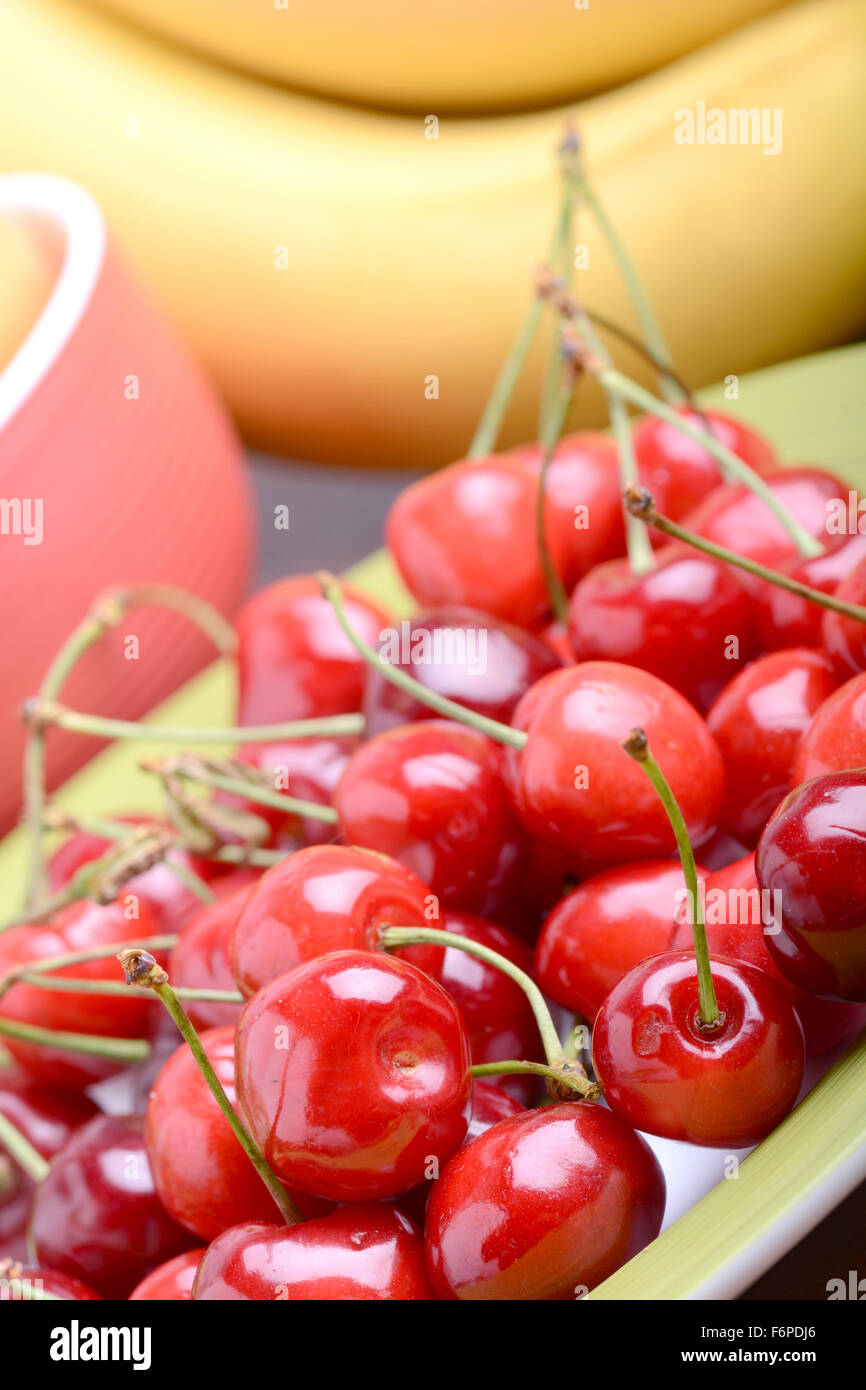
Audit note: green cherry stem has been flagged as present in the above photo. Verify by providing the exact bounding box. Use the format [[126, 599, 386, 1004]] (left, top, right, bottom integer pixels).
[[468, 133, 578, 459], [624, 484, 866, 624], [379, 924, 597, 1095], [22, 700, 365, 746], [471, 1060, 600, 1100], [571, 169, 681, 406], [535, 384, 575, 622], [0, 1018, 150, 1062], [622, 728, 720, 1030], [318, 574, 527, 750], [16, 974, 243, 1003], [150, 761, 340, 826], [117, 949, 303, 1226], [0, 934, 178, 994], [0, 1109, 50, 1183]]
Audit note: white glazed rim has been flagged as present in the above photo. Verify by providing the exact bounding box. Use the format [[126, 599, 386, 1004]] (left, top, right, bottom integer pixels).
[[0, 173, 106, 437]]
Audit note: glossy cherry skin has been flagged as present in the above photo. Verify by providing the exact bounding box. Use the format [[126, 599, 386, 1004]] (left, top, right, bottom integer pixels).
[[534, 860, 709, 1023], [29, 1113, 196, 1298], [335, 721, 524, 916], [753, 532, 866, 651], [236, 574, 391, 725], [464, 1080, 524, 1143], [424, 1103, 665, 1301], [48, 818, 229, 935], [822, 555, 866, 679], [670, 855, 866, 1055], [231, 844, 431, 998], [0, 1071, 98, 1261], [0, 1258, 102, 1300], [632, 407, 777, 522], [146, 1026, 326, 1243], [387, 441, 623, 630], [0, 899, 162, 1089], [567, 546, 757, 712], [235, 951, 472, 1202], [706, 647, 839, 846], [592, 951, 805, 1147], [792, 672, 866, 782], [194, 1204, 433, 1301], [227, 736, 357, 850], [362, 606, 560, 737], [504, 662, 725, 864], [683, 468, 848, 587], [128, 1248, 206, 1301], [169, 877, 257, 1031], [396, 910, 543, 1102], [756, 770, 866, 1001]]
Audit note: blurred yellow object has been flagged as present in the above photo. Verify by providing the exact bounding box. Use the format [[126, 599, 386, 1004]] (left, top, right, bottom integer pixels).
[[84, 0, 794, 113], [0, 214, 57, 372], [0, 0, 862, 466]]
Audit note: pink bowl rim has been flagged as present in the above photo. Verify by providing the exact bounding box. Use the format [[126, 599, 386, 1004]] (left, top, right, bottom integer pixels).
[[0, 173, 106, 437]]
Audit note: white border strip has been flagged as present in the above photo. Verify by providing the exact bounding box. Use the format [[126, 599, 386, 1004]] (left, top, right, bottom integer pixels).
[[0, 173, 106, 436]]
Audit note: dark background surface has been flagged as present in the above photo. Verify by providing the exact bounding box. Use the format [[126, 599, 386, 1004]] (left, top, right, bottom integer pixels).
[[248, 451, 866, 1303]]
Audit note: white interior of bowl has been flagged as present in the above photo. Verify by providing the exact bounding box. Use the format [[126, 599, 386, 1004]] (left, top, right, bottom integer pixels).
[[0, 173, 105, 436]]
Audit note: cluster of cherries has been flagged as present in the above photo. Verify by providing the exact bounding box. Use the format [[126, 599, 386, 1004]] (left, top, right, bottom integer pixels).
[[1, 392, 865, 1303]]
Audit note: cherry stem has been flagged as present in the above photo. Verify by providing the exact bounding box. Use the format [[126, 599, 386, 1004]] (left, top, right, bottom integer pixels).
[[586, 309, 699, 411], [622, 728, 720, 1030], [0, 934, 178, 994], [48, 812, 287, 871], [0, 1016, 150, 1062], [379, 924, 595, 1094], [595, 369, 823, 560], [571, 168, 682, 406], [471, 1059, 601, 1101], [468, 131, 578, 459], [535, 384, 575, 622], [22, 699, 364, 746], [21, 587, 237, 912], [0, 1109, 50, 1183], [317, 574, 527, 750], [537, 139, 580, 440], [150, 760, 339, 826], [16, 974, 243, 1003], [624, 485, 866, 624], [117, 949, 304, 1226]]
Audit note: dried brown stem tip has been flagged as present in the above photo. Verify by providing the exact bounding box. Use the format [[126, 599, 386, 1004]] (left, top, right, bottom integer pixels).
[[622, 482, 657, 523], [622, 727, 649, 762], [544, 1059, 601, 1105], [117, 949, 168, 990]]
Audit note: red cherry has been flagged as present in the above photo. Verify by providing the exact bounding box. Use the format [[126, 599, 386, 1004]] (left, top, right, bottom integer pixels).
[[0, 1258, 102, 1300], [822, 555, 866, 679], [235, 950, 471, 1201], [424, 1103, 665, 1300], [146, 1025, 326, 1243], [567, 546, 758, 711], [792, 672, 866, 782], [0, 1071, 98, 1261], [706, 647, 839, 846], [592, 950, 805, 1146], [194, 1204, 433, 1301], [230, 844, 431, 998], [503, 662, 724, 864], [753, 533, 866, 651], [227, 737, 357, 849], [48, 818, 227, 934], [362, 606, 560, 737], [756, 770, 866, 1002], [670, 854, 866, 1055], [236, 574, 391, 725], [534, 859, 710, 1022], [396, 910, 543, 1102], [128, 1248, 206, 1301], [683, 468, 847, 586], [0, 899, 162, 1089], [632, 407, 777, 522], [169, 877, 257, 1031], [536, 618, 574, 664], [464, 1080, 524, 1143], [334, 721, 524, 916], [29, 1113, 195, 1297]]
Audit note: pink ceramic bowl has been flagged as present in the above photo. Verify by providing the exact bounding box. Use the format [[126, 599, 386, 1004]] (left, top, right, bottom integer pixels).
[[0, 173, 254, 832]]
